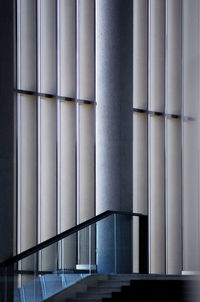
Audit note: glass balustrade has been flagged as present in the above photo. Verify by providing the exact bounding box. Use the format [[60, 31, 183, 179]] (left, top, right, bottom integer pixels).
[[0, 211, 147, 302]]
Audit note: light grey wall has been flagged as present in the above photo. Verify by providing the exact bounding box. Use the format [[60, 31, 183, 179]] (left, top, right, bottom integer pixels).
[[96, 0, 133, 214]]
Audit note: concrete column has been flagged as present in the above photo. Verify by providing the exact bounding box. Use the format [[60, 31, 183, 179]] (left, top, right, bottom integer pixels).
[[96, 0, 133, 214]]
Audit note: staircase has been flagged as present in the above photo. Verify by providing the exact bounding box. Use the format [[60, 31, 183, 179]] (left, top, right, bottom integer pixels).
[[0, 211, 148, 302], [65, 275, 131, 302], [56, 275, 199, 302], [1, 211, 198, 302]]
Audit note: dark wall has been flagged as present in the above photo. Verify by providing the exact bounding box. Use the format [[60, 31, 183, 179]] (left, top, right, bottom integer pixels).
[[0, 0, 14, 262]]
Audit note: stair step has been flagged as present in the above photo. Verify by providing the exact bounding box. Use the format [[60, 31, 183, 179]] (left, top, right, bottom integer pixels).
[[77, 292, 112, 298], [66, 299, 102, 302], [98, 280, 130, 287], [108, 275, 135, 281], [88, 286, 121, 293]]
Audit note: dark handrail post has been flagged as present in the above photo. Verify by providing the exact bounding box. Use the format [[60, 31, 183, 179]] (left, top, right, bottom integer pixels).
[[139, 216, 148, 274]]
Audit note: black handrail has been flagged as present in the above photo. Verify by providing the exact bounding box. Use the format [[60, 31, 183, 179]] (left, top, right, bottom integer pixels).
[[0, 210, 147, 267]]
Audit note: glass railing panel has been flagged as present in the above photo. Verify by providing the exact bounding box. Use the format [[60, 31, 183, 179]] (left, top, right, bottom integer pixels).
[[13, 254, 38, 302], [0, 211, 148, 301], [90, 223, 96, 272], [11, 239, 88, 301], [95, 213, 135, 274], [115, 213, 133, 273], [96, 214, 116, 273], [59, 232, 88, 288], [59, 233, 77, 272], [38, 242, 61, 300], [77, 226, 90, 273]]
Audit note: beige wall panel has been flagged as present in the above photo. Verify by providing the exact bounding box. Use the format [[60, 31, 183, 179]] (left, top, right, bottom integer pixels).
[[19, 0, 36, 90], [133, 0, 148, 109], [60, 0, 76, 97], [133, 113, 147, 214], [166, 119, 181, 274], [150, 116, 165, 273], [166, 0, 182, 115], [149, 0, 165, 112], [20, 95, 37, 252], [79, 104, 94, 223], [60, 102, 76, 231], [77, 0, 94, 100], [40, 99, 57, 241], [40, 0, 56, 94]]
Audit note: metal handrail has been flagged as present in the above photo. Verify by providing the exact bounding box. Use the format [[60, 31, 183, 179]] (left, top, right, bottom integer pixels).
[[0, 210, 147, 267]]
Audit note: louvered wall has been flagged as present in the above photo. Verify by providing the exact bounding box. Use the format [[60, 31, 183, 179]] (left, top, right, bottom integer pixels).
[[133, 0, 200, 274], [15, 0, 95, 254], [15, 0, 200, 275]]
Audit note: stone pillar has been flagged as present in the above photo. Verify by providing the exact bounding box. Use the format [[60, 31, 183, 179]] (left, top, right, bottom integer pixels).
[[96, 0, 133, 214], [95, 0, 133, 273]]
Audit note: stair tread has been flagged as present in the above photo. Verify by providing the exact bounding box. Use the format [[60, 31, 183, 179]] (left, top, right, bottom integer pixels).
[[77, 293, 111, 298], [88, 287, 121, 293], [66, 299, 102, 302]]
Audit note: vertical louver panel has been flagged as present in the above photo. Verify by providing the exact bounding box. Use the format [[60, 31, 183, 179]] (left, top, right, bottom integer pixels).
[[79, 104, 95, 223], [166, 0, 182, 115], [17, 0, 36, 90], [59, 0, 76, 98], [39, 99, 57, 242], [166, 118, 182, 274], [165, 0, 182, 274], [133, 112, 147, 215], [59, 102, 76, 231], [17, 95, 37, 252], [77, 0, 95, 223], [57, 0, 76, 236], [149, 115, 165, 273], [149, 0, 165, 112], [77, 0, 94, 101], [182, 121, 199, 270], [40, 0, 56, 94], [133, 0, 148, 109], [182, 0, 200, 271]]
